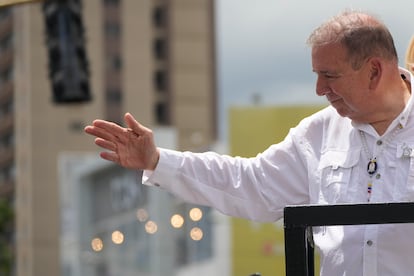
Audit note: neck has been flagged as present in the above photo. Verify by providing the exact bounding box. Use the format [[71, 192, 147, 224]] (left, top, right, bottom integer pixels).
[[371, 75, 411, 135]]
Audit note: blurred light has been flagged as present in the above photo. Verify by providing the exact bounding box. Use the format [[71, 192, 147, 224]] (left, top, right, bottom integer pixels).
[[145, 220, 158, 234], [91, 238, 103, 252], [170, 214, 184, 228], [136, 208, 149, 222], [190, 227, 203, 241], [189, 207, 203, 222], [111, 230, 124, 244]]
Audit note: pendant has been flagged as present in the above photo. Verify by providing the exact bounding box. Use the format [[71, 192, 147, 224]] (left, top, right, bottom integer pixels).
[[367, 182, 373, 202], [367, 158, 377, 175]]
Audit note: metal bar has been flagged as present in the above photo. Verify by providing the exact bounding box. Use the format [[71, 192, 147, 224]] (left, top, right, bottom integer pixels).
[[284, 226, 308, 276], [283, 202, 414, 276], [284, 202, 414, 228]]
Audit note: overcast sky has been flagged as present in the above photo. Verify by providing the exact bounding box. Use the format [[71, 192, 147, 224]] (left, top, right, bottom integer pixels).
[[215, 0, 414, 141]]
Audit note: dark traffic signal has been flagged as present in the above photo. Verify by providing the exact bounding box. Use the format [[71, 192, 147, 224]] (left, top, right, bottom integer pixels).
[[43, 0, 91, 103]]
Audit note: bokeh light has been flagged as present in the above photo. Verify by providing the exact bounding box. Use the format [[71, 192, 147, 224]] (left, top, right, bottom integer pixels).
[[91, 238, 104, 252], [189, 207, 203, 222], [111, 230, 124, 244], [145, 220, 158, 234], [170, 214, 185, 228], [190, 227, 203, 241], [136, 208, 149, 222]]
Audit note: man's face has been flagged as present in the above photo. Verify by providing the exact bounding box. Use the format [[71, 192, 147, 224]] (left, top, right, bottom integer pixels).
[[311, 43, 372, 123]]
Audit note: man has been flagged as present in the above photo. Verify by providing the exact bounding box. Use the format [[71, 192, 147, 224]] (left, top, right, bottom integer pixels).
[[85, 11, 413, 276]]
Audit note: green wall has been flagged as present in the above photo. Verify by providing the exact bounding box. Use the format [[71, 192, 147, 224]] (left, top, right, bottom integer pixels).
[[229, 105, 325, 276]]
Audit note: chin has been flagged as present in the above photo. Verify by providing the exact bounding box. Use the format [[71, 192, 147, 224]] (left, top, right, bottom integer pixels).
[[332, 106, 350, 118]]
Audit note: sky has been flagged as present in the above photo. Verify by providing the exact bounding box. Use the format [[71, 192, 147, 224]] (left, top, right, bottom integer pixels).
[[215, 0, 414, 142]]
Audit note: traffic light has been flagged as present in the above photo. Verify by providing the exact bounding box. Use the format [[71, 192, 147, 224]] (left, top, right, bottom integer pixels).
[[42, 0, 91, 103]]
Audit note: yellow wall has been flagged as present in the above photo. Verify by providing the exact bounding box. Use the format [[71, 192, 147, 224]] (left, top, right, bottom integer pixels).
[[229, 105, 325, 276]]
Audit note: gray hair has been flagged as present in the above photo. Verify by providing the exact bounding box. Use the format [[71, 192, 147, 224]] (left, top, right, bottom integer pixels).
[[307, 11, 398, 69]]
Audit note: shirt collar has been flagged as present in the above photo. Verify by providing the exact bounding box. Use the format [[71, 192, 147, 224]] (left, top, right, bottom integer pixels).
[[396, 67, 413, 129]]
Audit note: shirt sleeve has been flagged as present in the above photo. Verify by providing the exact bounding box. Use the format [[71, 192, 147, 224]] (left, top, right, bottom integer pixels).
[[141, 127, 310, 222]]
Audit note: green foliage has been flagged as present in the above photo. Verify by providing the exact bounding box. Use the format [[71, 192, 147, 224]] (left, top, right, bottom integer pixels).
[[0, 199, 13, 275]]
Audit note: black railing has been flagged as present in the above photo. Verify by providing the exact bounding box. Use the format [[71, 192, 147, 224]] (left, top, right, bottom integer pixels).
[[283, 202, 414, 276]]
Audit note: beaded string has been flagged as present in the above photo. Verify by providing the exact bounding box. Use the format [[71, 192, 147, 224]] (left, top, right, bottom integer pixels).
[[359, 123, 403, 201]]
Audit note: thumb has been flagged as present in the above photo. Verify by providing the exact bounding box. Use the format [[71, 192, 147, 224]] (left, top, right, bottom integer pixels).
[[124, 112, 147, 135]]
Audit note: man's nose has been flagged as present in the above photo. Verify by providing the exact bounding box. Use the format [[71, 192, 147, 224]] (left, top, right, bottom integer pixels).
[[315, 77, 329, 96]]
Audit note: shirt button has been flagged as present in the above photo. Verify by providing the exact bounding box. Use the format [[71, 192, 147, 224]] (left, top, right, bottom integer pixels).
[[366, 240, 373, 246], [376, 140, 383, 146], [154, 183, 160, 187], [376, 174, 381, 179]]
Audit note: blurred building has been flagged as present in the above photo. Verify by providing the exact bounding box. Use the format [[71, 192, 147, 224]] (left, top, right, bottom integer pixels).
[[58, 130, 230, 276], [0, 0, 217, 275]]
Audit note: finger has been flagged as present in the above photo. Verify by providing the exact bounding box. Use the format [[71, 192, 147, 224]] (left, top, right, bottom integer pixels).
[[124, 113, 149, 136], [93, 119, 127, 139], [85, 125, 119, 144], [95, 138, 117, 152], [100, 151, 120, 164], [88, 118, 131, 144]]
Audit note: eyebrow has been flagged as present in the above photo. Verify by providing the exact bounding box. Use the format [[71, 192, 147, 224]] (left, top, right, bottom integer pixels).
[[313, 70, 342, 76]]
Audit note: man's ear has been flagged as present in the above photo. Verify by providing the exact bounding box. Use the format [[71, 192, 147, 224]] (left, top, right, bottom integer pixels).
[[368, 58, 382, 90]]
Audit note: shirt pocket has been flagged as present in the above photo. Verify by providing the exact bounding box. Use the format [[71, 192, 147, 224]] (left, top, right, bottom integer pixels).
[[318, 149, 360, 204], [394, 142, 414, 201]]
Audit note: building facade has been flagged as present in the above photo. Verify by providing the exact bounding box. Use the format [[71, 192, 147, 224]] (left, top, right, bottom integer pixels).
[[0, 0, 217, 275]]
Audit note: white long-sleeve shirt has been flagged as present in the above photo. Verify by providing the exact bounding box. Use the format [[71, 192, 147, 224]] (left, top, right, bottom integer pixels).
[[143, 68, 414, 276]]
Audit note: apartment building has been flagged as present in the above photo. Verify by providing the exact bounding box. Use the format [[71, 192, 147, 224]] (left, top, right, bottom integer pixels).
[[0, 0, 217, 275]]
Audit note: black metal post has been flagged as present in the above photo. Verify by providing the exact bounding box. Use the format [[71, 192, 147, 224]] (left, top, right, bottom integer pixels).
[[284, 202, 414, 276], [284, 226, 310, 276]]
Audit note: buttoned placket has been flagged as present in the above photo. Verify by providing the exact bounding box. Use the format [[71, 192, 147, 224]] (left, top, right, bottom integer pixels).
[[363, 224, 379, 276], [370, 139, 385, 202], [360, 133, 386, 203], [360, 134, 385, 276]]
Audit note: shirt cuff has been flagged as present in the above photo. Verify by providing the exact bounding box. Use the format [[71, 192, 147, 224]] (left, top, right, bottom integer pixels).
[[142, 148, 183, 187]]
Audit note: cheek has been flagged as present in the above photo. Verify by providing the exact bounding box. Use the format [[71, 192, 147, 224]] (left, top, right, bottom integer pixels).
[[333, 79, 358, 100]]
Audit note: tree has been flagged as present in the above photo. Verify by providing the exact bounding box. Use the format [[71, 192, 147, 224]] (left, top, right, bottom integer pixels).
[[0, 199, 13, 275]]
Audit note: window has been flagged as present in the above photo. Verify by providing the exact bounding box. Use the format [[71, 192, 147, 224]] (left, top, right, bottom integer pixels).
[[103, 0, 119, 6], [106, 55, 122, 71], [106, 89, 122, 103], [154, 70, 167, 91], [104, 22, 120, 37], [155, 102, 169, 125], [153, 6, 166, 28], [153, 38, 167, 60]]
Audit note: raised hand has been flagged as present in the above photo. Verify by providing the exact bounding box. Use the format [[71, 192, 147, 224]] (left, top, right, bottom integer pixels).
[[84, 113, 160, 170]]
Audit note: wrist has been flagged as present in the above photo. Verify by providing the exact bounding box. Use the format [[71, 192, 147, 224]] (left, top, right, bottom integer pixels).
[[149, 148, 160, 170]]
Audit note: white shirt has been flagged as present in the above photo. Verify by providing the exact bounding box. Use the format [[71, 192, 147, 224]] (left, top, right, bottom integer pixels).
[[143, 68, 414, 276]]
